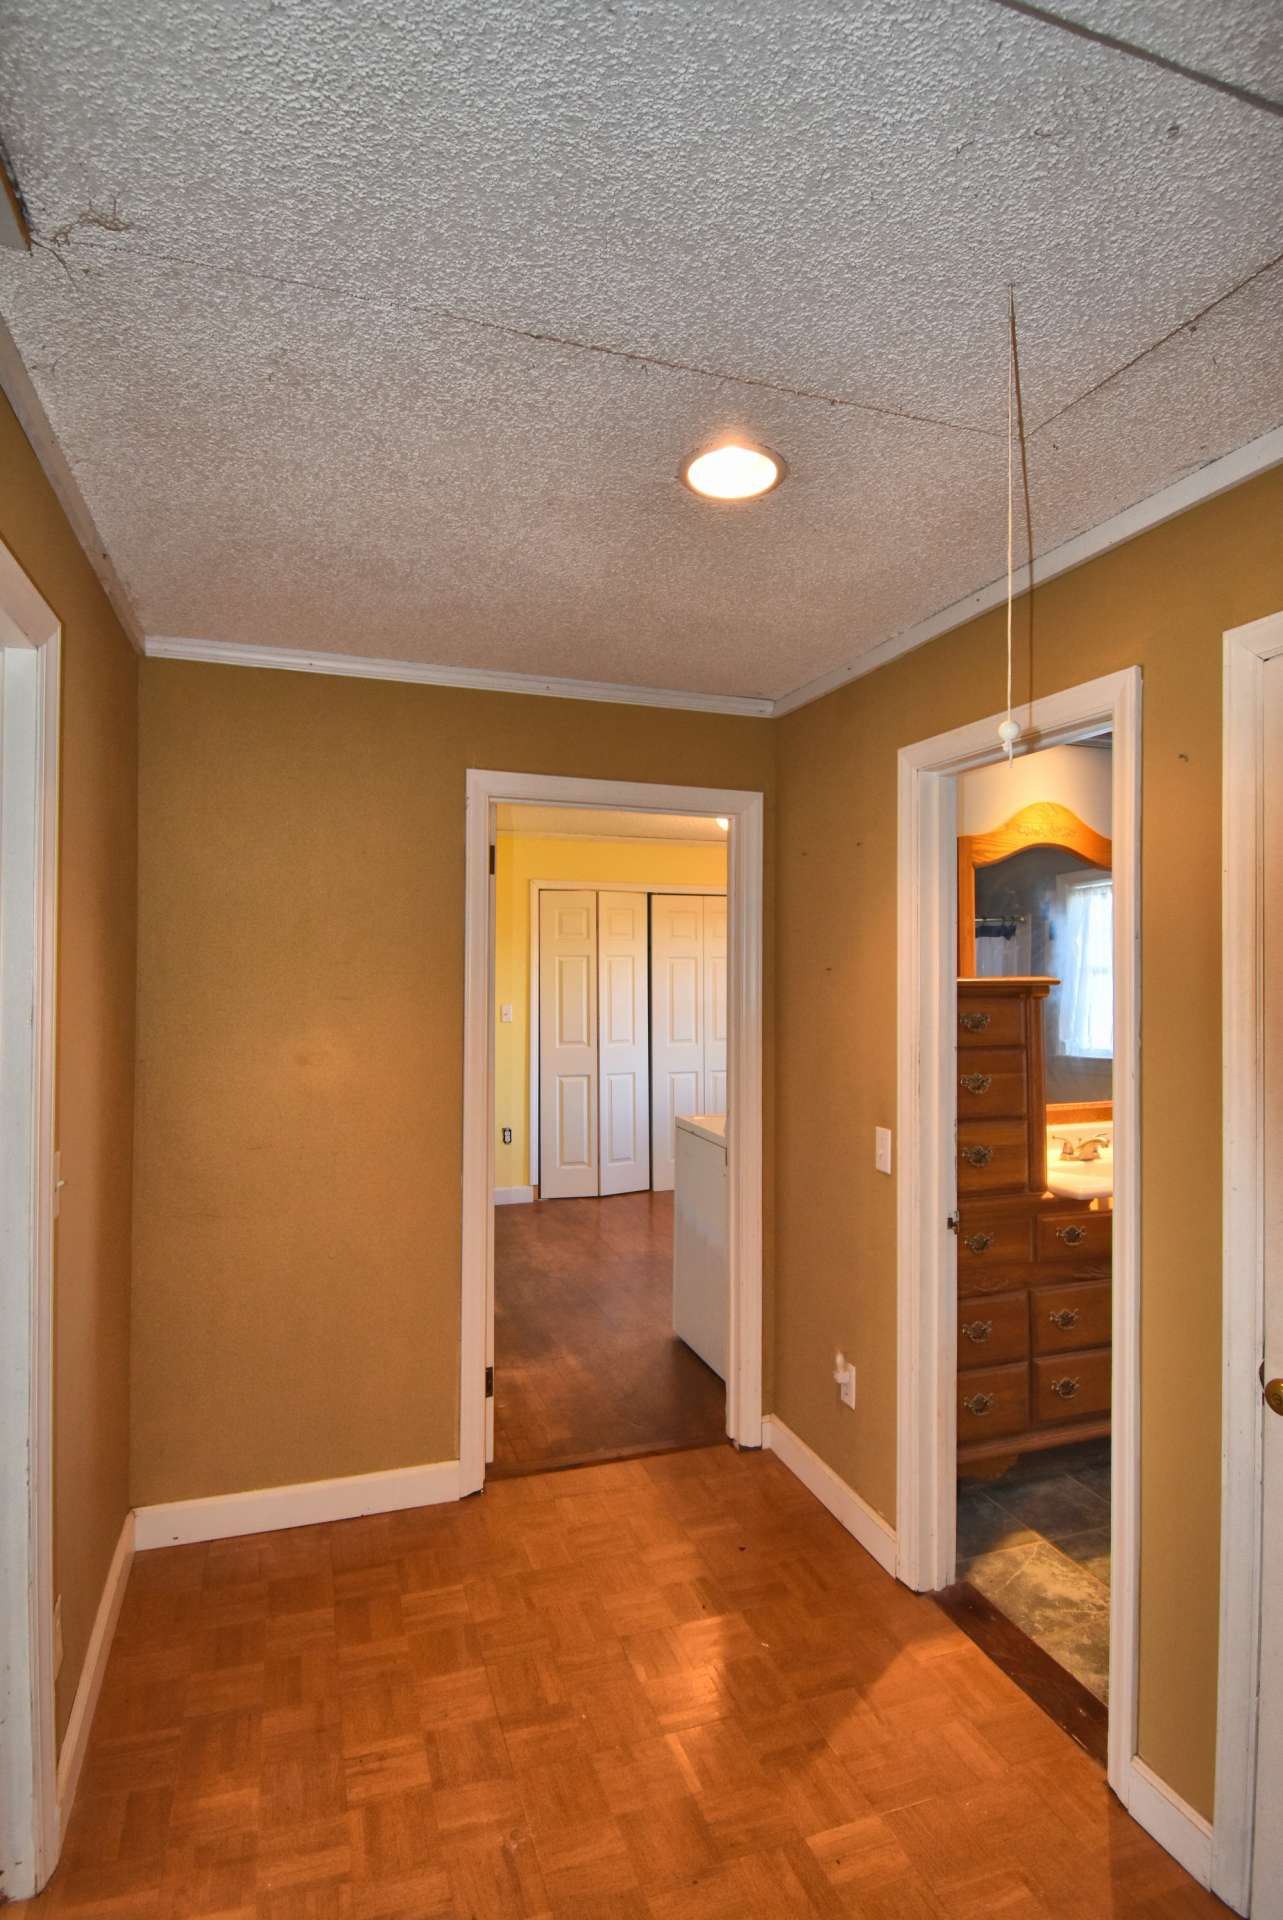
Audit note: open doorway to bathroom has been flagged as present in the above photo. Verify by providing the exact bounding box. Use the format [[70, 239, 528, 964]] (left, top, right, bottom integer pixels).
[[489, 800, 730, 1475], [948, 736, 1115, 1751]]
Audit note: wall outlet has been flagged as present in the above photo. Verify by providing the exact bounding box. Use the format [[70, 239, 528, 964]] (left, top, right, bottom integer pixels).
[[500, 1003, 514, 1023], [874, 1126, 893, 1175], [502, 1126, 513, 1145], [53, 1595, 63, 1679], [833, 1351, 856, 1409]]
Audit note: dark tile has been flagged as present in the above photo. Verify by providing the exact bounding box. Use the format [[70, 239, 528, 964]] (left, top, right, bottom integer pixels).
[[984, 1472, 1109, 1545], [965, 1542, 1110, 1703], [1055, 1526, 1111, 1587], [956, 1490, 1036, 1561]]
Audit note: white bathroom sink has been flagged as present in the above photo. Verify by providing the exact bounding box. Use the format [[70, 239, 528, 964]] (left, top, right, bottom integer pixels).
[[1045, 1125, 1113, 1200]]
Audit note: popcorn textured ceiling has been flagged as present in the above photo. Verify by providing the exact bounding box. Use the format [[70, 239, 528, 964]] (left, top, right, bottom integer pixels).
[[0, 0, 1279, 702]]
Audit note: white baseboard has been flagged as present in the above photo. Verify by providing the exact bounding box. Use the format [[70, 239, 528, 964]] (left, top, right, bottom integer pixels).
[[134, 1458, 462, 1550], [494, 1186, 534, 1205], [763, 1415, 897, 1577], [56, 1512, 134, 1834], [1124, 1759, 1213, 1890]]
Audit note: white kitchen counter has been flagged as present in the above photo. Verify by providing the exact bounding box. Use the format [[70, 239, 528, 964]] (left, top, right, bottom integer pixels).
[[672, 1114, 728, 1380]]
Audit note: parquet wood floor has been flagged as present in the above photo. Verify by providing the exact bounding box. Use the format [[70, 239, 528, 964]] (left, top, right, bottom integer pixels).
[[493, 1192, 725, 1474], [17, 1445, 1228, 1918]]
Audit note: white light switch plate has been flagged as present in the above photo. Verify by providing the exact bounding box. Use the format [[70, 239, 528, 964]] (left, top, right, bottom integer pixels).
[[875, 1126, 893, 1175]]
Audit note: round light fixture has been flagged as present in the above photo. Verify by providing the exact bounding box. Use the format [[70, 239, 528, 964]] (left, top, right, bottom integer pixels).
[[680, 440, 785, 502]]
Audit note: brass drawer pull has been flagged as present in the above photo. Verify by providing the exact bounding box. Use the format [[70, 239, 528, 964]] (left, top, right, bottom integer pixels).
[[1055, 1224, 1088, 1247], [960, 1012, 991, 1033], [1050, 1376, 1081, 1400], [961, 1144, 994, 1168], [1048, 1307, 1081, 1331], [963, 1231, 994, 1255], [963, 1392, 995, 1416], [960, 1072, 993, 1095], [961, 1319, 993, 1344]]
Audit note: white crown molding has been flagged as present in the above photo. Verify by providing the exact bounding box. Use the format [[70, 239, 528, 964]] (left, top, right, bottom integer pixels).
[[143, 635, 775, 718], [0, 316, 144, 651], [770, 423, 1283, 717]]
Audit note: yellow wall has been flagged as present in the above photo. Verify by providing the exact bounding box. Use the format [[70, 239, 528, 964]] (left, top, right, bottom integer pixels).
[[494, 833, 728, 1188], [0, 394, 138, 1746], [132, 660, 773, 1505], [773, 463, 1283, 1819]]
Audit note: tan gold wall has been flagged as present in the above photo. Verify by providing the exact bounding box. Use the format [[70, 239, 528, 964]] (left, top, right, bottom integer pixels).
[[132, 661, 774, 1505], [0, 394, 138, 1746], [774, 464, 1283, 1819]]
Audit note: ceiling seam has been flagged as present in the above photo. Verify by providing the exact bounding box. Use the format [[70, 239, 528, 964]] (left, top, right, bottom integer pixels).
[[986, 0, 1283, 120], [1031, 247, 1283, 435], [32, 232, 1000, 443]]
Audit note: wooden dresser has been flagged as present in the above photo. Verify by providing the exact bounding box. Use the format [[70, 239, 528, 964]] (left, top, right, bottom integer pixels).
[[956, 977, 1112, 1473]]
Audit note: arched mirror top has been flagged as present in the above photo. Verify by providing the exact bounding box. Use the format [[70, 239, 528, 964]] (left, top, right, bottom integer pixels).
[[958, 800, 1112, 974]]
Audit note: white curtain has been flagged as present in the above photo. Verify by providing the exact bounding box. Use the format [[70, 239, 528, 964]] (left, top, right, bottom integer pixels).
[[1057, 876, 1113, 1058]]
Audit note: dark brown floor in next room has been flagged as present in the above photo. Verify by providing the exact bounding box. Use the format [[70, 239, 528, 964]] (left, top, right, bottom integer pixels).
[[493, 1189, 726, 1476]]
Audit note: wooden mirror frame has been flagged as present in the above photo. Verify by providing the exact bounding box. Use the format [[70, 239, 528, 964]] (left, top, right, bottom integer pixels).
[[958, 799, 1112, 974]]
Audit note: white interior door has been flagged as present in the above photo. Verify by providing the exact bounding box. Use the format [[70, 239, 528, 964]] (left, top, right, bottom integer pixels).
[[539, 890, 598, 1198], [597, 891, 650, 1196], [651, 895, 705, 1192], [1254, 654, 1283, 1916], [703, 895, 728, 1118]]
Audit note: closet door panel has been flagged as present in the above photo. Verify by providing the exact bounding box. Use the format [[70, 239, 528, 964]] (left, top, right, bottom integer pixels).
[[703, 895, 728, 1118], [539, 890, 599, 1197], [597, 891, 650, 1195], [651, 895, 705, 1192]]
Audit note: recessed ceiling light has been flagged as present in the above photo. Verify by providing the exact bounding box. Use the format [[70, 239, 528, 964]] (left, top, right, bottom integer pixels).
[[681, 441, 785, 502]]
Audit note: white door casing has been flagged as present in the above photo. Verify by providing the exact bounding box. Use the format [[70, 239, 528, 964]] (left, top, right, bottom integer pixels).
[[0, 541, 60, 1901], [651, 894, 706, 1192], [597, 890, 650, 1196], [703, 895, 728, 1117], [1251, 651, 1283, 1918], [538, 890, 599, 1198]]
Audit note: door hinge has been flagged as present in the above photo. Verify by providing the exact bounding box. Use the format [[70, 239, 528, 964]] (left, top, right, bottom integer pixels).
[[946, 1212, 960, 1235], [489, 844, 496, 876], [485, 1365, 494, 1398]]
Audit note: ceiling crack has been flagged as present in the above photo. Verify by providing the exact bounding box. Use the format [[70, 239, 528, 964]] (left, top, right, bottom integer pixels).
[[985, 0, 1283, 120], [1031, 247, 1283, 435], [41, 231, 1000, 442]]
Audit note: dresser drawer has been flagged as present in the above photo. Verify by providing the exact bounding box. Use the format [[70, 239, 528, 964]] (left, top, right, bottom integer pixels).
[[958, 1212, 1033, 1271], [957, 1049, 1027, 1120], [959, 1290, 1028, 1365], [1033, 1349, 1111, 1424], [958, 995, 1025, 1048], [958, 1361, 1029, 1441], [958, 1119, 1029, 1195], [1034, 1280, 1111, 1354], [1036, 1209, 1112, 1262]]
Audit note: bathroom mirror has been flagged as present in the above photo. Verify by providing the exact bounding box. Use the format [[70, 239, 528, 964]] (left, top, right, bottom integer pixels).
[[959, 800, 1113, 1104]]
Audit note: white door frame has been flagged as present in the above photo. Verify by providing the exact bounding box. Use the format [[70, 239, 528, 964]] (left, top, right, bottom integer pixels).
[[895, 668, 1142, 1800], [1213, 608, 1283, 1915], [0, 539, 61, 1901], [463, 770, 763, 1495], [526, 878, 724, 1195]]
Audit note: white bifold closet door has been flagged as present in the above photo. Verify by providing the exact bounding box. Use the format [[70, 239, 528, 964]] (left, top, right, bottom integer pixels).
[[538, 890, 599, 1198], [653, 894, 710, 1190], [597, 891, 651, 1196]]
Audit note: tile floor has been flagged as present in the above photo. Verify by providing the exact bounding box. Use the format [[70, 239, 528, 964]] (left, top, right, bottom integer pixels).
[[957, 1441, 1111, 1702]]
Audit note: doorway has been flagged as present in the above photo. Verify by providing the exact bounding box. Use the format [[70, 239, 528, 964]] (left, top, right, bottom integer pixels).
[[896, 669, 1143, 1811], [951, 739, 1115, 1740], [497, 804, 730, 1471], [459, 769, 764, 1495]]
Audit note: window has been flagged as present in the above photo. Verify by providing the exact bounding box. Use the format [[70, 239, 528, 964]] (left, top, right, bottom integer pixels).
[[1057, 873, 1113, 1058]]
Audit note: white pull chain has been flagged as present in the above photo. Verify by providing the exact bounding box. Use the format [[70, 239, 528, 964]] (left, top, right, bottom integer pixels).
[[998, 287, 1021, 763]]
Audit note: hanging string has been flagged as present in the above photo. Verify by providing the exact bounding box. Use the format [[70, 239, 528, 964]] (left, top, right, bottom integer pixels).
[[998, 286, 1022, 763]]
